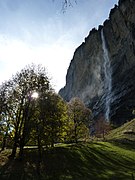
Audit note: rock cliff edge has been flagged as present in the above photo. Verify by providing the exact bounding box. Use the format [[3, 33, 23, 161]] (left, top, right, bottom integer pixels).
[[59, 0, 135, 125]]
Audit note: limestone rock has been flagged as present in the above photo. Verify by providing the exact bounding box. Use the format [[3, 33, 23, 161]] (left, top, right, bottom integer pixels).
[[59, 0, 135, 125]]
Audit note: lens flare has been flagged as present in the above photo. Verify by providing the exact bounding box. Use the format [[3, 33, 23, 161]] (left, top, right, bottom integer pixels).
[[31, 92, 39, 99]]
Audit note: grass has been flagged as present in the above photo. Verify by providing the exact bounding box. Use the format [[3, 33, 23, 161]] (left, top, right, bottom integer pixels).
[[106, 119, 135, 143], [0, 141, 135, 180], [1, 120, 135, 179]]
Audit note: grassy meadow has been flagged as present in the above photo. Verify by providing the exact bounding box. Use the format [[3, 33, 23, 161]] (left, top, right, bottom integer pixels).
[[0, 141, 135, 180], [0, 119, 135, 180]]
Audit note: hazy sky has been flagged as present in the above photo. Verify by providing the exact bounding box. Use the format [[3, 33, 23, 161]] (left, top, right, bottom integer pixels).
[[0, 0, 118, 92]]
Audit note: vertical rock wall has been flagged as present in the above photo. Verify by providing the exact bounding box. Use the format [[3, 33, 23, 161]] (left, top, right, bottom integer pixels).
[[59, 0, 135, 125]]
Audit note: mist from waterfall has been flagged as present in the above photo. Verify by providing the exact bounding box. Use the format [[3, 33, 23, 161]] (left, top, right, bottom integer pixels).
[[101, 29, 112, 121]]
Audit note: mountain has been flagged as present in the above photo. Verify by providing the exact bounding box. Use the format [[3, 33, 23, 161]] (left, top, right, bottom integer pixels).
[[59, 0, 135, 125]]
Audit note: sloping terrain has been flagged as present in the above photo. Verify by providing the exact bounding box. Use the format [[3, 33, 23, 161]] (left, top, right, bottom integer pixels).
[[106, 119, 135, 142], [0, 141, 135, 180]]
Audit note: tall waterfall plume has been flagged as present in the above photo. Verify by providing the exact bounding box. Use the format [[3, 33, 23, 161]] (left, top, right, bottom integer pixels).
[[101, 29, 112, 121]]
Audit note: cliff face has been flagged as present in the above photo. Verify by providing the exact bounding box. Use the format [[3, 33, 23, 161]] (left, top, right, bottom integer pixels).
[[59, 0, 135, 125], [60, 29, 104, 103]]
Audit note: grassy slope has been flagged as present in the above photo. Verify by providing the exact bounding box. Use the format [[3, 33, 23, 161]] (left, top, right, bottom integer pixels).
[[0, 142, 135, 180], [1, 120, 135, 180], [106, 119, 135, 142]]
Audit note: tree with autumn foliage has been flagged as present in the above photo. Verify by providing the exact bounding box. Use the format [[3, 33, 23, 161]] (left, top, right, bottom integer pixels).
[[67, 97, 92, 143], [0, 64, 68, 160], [94, 115, 112, 139]]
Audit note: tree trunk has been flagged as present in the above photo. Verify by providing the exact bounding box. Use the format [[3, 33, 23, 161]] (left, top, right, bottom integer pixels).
[[132, 173, 134, 180], [18, 138, 25, 160], [37, 134, 42, 175], [38, 134, 42, 160], [10, 107, 23, 158], [10, 132, 18, 158], [51, 140, 54, 148], [102, 129, 105, 140]]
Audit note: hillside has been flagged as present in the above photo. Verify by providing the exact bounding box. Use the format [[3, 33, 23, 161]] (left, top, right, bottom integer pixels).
[[0, 141, 135, 180], [106, 119, 135, 143]]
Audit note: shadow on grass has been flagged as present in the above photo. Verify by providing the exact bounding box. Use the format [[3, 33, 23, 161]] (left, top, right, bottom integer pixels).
[[0, 149, 43, 180], [109, 139, 135, 151], [0, 142, 135, 180]]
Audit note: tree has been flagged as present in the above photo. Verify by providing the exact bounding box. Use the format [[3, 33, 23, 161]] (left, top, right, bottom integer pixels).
[[54, 0, 77, 12], [45, 93, 68, 147], [7, 64, 52, 159], [94, 115, 112, 139], [62, 0, 77, 11], [0, 63, 70, 164], [67, 97, 92, 143], [34, 92, 68, 149], [0, 81, 13, 151], [5, 63, 68, 161]]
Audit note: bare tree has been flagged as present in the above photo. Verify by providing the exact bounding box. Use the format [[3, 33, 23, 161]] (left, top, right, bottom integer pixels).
[[54, 0, 77, 12], [62, 0, 77, 10]]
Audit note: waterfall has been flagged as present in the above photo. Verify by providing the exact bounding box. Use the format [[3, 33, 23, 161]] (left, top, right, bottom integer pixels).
[[101, 29, 112, 121]]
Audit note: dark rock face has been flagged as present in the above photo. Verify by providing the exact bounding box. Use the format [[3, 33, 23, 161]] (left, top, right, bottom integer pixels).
[[59, 0, 135, 125]]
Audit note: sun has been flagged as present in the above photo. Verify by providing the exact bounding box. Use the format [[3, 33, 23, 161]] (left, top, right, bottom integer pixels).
[[31, 92, 39, 99]]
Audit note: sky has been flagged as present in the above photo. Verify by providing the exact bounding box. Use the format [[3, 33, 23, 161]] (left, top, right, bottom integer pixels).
[[0, 0, 118, 92]]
